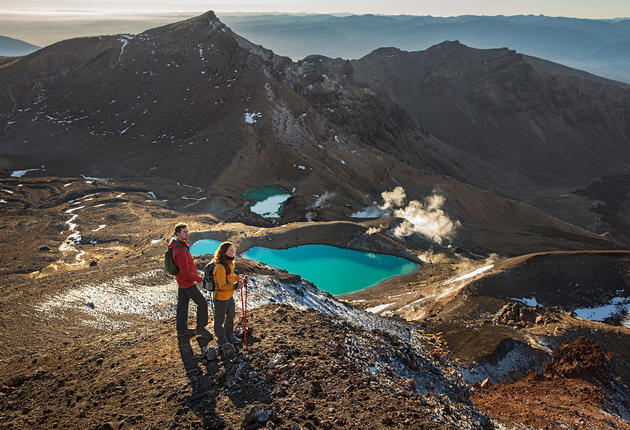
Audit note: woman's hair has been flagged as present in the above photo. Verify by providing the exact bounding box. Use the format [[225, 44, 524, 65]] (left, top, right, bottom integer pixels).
[[214, 241, 235, 274]]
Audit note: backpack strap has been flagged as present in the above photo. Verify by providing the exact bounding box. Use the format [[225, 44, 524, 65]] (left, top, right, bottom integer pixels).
[[171, 245, 190, 256]]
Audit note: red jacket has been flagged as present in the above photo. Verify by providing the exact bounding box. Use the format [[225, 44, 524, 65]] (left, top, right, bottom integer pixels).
[[168, 239, 202, 288]]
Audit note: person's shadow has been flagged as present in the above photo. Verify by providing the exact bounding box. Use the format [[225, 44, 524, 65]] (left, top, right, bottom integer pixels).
[[177, 336, 224, 428]]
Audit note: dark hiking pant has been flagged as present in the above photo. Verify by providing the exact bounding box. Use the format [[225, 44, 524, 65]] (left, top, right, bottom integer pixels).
[[213, 297, 236, 346], [176, 285, 208, 332]]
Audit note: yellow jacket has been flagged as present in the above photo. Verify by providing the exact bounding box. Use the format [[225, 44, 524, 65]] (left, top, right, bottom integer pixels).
[[213, 260, 242, 301]]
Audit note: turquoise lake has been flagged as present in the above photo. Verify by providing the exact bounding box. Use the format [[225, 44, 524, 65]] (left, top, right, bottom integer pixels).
[[189, 239, 418, 295], [241, 186, 291, 218]]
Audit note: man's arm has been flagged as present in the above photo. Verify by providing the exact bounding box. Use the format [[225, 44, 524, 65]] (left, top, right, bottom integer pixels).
[[173, 247, 203, 284]]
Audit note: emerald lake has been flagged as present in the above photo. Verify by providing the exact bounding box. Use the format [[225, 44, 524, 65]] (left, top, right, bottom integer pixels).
[[189, 240, 418, 295]]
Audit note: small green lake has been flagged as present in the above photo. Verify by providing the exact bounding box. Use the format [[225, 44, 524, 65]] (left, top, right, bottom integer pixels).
[[242, 186, 291, 218], [189, 240, 418, 295]]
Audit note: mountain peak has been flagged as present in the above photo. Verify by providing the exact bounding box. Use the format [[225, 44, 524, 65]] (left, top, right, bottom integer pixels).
[[426, 40, 468, 52]]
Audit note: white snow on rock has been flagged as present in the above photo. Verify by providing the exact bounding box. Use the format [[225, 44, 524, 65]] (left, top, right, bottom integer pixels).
[[36, 270, 176, 329], [365, 303, 394, 313], [399, 296, 426, 311], [442, 265, 494, 286], [574, 297, 630, 327], [37, 269, 420, 339], [147, 191, 157, 199], [80, 174, 109, 181], [91, 225, 107, 232], [117, 35, 134, 63], [1, 189, 14, 194], [510, 297, 540, 307], [0, 199, 7, 203], [65, 205, 84, 214], [10, 169, 40, 177], [35, 268, 480, 403], [244, 110, 262, 124]]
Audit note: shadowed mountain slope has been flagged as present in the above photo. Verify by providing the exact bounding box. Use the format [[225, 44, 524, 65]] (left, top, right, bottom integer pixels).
[[1, 11, 629, 253]]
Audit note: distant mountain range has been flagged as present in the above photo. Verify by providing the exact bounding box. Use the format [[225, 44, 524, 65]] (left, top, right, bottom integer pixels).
[[0, 35, 39, 57], [220, 14, 630, 83], [1, 11, 629, 254]]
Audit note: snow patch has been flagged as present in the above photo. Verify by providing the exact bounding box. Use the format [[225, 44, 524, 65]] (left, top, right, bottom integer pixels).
[[10, 169, 40, 177], [365, 303, 394, 313], [574, 297, 630, 326], [250, 194, 291, 218], [80, 174, 109, 181], [117, 35, 134, 63], [1, 189, 14, 194], [65, 205, 84, 214], [510, 297, 540, 307], [244, 110, 262, 124], [91, 225, 107, 232], [442, 265, 494, 286]]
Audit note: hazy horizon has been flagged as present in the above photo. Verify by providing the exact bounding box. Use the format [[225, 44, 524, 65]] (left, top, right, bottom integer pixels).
[[2, 9, 629, 48]]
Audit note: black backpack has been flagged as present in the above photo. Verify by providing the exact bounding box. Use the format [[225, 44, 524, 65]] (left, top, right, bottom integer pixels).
[[202, 262, 228, 291]]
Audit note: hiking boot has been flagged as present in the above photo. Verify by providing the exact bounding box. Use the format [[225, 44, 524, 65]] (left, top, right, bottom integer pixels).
[[195, 327, 213, 339], [220, 343, 237, 356], [228, 335, 242, 345], [177, 328, 196, 337]]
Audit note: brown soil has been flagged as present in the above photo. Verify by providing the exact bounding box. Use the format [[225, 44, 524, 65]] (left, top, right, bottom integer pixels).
[[472, 338, 630, 429], [1, 177, 629, 429], [0, 305, 494, 429]]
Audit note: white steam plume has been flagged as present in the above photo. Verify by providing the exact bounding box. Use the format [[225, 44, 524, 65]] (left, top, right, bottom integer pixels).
[[313, 191, 335, 209], [351, 186, 460, 244], [380, 186, 406, 210], [392, 193, 460, 243]]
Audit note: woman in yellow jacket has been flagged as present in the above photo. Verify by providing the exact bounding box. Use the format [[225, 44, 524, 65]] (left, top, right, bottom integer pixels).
[[212, 241, 244, 346]]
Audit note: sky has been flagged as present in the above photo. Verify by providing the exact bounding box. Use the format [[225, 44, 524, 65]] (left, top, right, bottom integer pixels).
[[1, 0, 629, 19]]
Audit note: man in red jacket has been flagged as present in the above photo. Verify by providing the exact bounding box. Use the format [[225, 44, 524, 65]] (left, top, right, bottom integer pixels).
[[169, 223, 211, 338]]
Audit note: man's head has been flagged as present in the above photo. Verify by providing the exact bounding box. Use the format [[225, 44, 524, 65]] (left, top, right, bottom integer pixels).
[[174, 223, 189, 241]]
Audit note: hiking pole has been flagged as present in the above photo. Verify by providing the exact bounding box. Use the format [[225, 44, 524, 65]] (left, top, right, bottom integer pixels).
[[244, 276, 249, 348], [240, 278, 247, 349]]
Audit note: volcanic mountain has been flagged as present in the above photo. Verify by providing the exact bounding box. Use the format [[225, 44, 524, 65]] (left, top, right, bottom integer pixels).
[[1, 11, 629, 254]]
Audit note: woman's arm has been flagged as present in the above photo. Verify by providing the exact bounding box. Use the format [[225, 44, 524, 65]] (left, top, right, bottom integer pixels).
[[213, 264, 232, 291]]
